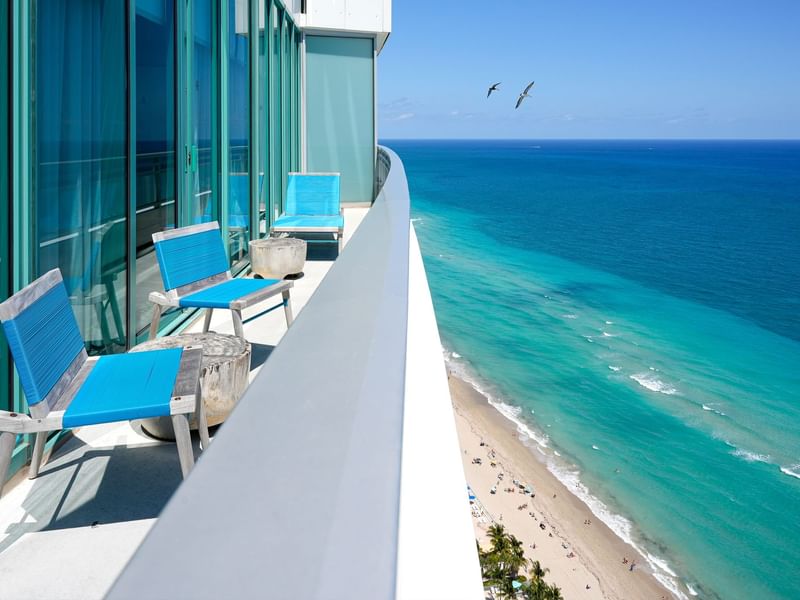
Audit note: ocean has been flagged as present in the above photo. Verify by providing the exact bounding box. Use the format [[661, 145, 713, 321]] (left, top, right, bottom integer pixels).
[[387, 139, 800, 600]]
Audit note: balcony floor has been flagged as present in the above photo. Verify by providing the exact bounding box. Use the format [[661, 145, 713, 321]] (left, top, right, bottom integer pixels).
[[0, 208, 367, 600]]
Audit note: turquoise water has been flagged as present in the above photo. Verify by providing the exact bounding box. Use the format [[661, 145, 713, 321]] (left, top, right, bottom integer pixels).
[[390, 140, 800, 600]]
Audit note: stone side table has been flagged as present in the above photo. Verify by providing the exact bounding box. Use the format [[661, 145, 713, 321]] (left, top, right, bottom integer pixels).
[[131, 332, 251, 440], [250, 237, 307, 279]]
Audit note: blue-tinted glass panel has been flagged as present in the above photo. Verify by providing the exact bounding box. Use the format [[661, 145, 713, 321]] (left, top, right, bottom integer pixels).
[[257, 0, 268, 236], [281, 19, 289, 203], [0, 3, 9, 409], [34, 0, 128, 353], [135, 0, 176, 335], [306, 36, 375, 203], [228, 0, 250, 265], [271, 7, 282, 220], [191, 0, 216, 227]]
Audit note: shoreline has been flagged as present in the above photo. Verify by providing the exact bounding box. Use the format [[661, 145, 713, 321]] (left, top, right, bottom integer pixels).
[[450, 373, 675, 599]]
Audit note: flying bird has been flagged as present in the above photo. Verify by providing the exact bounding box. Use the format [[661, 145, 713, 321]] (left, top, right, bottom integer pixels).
[[487, 82, 501, 98], [515, 81, 535, 109]]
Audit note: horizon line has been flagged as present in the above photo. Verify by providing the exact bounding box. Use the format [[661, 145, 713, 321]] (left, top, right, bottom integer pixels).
[[378, 137, 800, 142]]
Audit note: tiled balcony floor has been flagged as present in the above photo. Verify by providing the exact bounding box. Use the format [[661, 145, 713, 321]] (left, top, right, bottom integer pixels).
[[0, 208, 367, 600]]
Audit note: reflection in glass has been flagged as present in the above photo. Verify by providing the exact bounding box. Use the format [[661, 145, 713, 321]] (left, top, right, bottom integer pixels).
[[134, 0, 176, 336], [271, 6, 282, 221], [258, 0, 269, 237], [229, 0, 250, 265], [34, 0, 128, 353], [191, 0, 216, 227], [0, 3, 9, 407]]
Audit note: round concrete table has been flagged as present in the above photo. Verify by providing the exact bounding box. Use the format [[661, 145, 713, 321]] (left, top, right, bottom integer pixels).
[[131, 332, 251, 440], [249, 237, 307, 279]]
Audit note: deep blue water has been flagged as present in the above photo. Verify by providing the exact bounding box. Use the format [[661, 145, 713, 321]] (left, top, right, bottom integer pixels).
[[389, 139, 800, 600]]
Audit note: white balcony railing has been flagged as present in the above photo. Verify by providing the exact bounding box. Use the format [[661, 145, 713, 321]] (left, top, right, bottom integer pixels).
[[106, 147, 482, 599]]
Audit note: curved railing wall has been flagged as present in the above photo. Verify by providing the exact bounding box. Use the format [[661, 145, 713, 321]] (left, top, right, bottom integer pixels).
[[107, 147, 411, 599]]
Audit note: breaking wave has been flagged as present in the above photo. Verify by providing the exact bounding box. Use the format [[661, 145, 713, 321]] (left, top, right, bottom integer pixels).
[[630, 373, 678, 395], [780, 465, 800, 480], [444, 348, 688, 599]]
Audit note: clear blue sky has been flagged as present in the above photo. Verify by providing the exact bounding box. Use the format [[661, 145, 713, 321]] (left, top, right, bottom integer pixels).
[[377, 0, 800, 139]]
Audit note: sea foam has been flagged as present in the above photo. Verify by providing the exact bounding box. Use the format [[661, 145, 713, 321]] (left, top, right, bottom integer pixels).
[[701, 403, 727, 417], [630, 373, 678, 395], [446, 349, 690, 599], [731, 448, 771, 464], [780, 465, 800, 480], [547, 462, 688, 599]]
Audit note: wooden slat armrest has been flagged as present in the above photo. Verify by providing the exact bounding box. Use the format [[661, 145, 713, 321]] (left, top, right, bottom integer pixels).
[[149, 291, 175, 307], [0, 410, 65, 434], [169, 346, 203, 415], [229, 280, 293, 311]]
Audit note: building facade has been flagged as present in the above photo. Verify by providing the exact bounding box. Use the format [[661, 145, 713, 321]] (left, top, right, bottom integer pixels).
[[0, 0, 389, 480]]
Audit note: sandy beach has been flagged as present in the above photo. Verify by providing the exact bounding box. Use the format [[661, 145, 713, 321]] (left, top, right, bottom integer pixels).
[[451, 375, 673, 600]]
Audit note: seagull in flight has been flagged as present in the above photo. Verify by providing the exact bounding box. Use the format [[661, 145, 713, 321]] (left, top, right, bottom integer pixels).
[[487, 82, 501, 98], [515, 81, 535, 109]]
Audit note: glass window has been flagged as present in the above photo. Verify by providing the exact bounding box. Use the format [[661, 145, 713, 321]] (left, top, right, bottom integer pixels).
[[33, 0, 129, 353], [270, 5, 282, 221], [190, 0, 217, 229], [0, 3, 9, 409], [306, 36, 375, 204], [228, 0, 250, 266], [257, 0, 269, 237], [291, 27, 299, 171], [134, 0, 176, 336], [281, 18, 289, 204]]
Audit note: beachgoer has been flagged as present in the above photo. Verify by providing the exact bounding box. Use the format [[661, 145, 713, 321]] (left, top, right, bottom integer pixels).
[[630, 560, 636, 572]]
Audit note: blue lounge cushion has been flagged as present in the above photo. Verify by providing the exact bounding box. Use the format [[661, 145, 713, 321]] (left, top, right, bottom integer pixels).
[[178, 278, 283, 309], [272, 214, 344, 230], [285, 174, 340, 216], [62, 348, 183, 428]]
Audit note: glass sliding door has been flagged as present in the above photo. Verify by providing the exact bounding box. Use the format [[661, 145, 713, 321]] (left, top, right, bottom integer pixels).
[[188, 0, 217, 228], [0, 2, 9, 410], [306, 36, 376, 204], [134, 0, 177, 337], [33, 0, 129, 353], [228, 0, 250, 266], [291, 26, 299, 172], [270, 6, 282, 221], [281, 17, 289, 207], [257, 0, 269, 237]]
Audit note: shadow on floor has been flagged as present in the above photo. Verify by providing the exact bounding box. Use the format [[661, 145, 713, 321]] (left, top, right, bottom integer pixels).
[[304, 235, 341, 262], [250, 343, 276, 371], [0, 430, 200, 555]]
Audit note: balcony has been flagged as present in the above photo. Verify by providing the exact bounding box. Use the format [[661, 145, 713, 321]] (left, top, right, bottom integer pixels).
[[0, 148, 482, 599]]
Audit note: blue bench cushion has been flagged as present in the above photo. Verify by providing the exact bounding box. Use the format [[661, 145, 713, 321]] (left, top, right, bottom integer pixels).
[[154, 229, 230, 291], [63, 348, 183, 428], [178, 278, 282, 309], [1, 282, 85, 407], [272, 215, 344, 230]]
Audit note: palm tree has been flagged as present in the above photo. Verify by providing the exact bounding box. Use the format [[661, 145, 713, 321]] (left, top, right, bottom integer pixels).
[[519, 577, 548, 600], [480, 525, 530, 598], [487, 523, 509, 552], [477, 526, 561, 600], [546, 585, 563, 600], [528, 559, 548, 583]]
